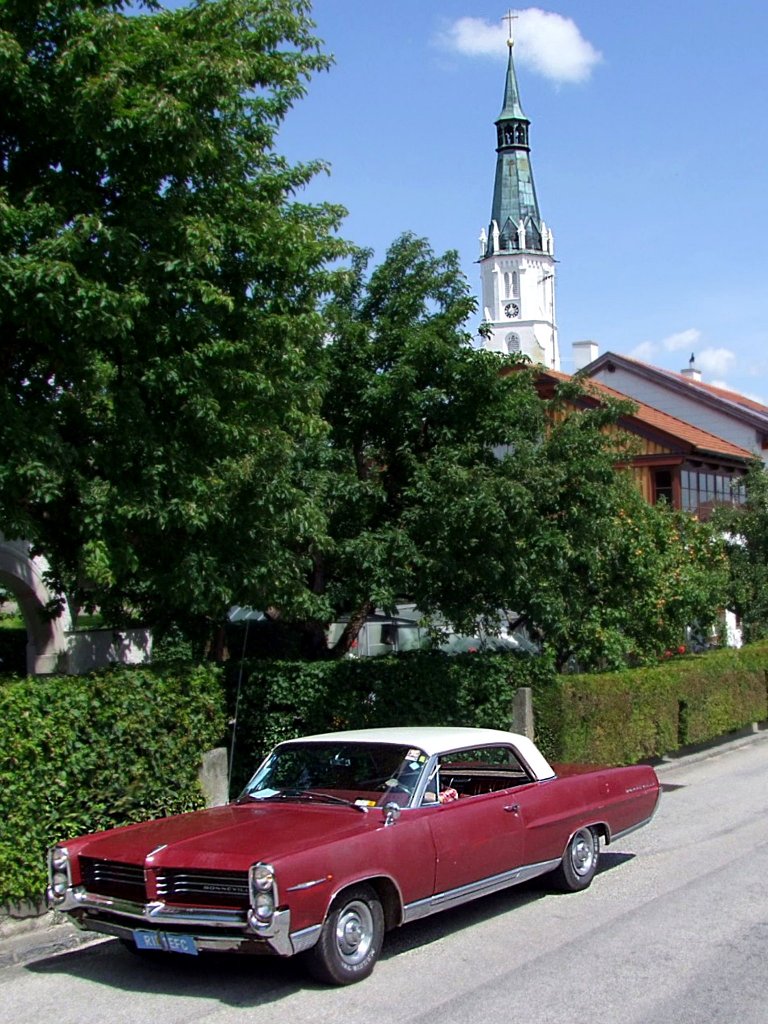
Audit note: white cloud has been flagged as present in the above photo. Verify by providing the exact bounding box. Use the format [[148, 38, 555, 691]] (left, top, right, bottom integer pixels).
[[660, 327, 702, 353], [695, 347, 736, 377], [630, 332, 737, 382], [440, 9, 602, 84], [443, 16, 504, 57], [628, 341, 658, 362]]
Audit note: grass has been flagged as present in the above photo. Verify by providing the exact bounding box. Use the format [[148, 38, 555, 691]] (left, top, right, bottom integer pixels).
[[0, 611, 105, 630]]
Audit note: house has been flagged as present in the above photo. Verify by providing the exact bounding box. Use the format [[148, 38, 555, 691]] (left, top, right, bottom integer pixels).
[[531, 367, 752, 520], [578, 351, 768, 465]]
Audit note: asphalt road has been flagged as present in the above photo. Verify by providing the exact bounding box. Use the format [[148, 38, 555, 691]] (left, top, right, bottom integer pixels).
[[3, 732, 768, 1024]]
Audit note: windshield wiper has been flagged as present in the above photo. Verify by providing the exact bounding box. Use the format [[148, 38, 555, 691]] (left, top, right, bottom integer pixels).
[[299, 790, 369, 812], [249, 789, 368, 812]]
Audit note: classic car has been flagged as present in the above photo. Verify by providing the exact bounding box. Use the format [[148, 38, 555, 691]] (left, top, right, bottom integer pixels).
[[47, 726, 660, 984]]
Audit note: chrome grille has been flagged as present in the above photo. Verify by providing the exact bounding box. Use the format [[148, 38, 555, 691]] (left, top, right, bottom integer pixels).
[[80, 857, 146, 902], [156, 869, 249, 908]]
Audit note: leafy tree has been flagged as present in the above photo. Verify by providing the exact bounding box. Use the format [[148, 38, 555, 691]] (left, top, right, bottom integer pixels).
[[0, 0, 346, 644], [0, 3, 728, 667], [290, 233, 541, 657], [410, 370, 727, 670], [288, 233, 727, 668], [714, 460, 768, 643], [511, 435, 728, 669]]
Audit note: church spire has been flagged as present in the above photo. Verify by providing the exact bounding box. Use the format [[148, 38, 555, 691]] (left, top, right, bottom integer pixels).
[[498, 25, 526, 121], [477, 13, 558, 370], [486, 27, 543, 255]]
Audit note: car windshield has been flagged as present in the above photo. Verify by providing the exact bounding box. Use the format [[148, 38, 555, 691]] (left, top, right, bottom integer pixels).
[[239, 741, 429, 809]]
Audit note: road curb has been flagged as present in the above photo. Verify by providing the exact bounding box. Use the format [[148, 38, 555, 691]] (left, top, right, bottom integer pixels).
[[0, 918, 105, 970], [651, 723, 768, 774]]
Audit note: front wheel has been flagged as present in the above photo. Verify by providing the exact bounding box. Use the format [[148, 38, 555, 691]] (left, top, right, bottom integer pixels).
[[306, 884, 384, 985], [551, 826, 600, 892]]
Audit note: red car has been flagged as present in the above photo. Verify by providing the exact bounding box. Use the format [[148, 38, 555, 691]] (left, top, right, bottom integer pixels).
[[47, 727, 659, 984]]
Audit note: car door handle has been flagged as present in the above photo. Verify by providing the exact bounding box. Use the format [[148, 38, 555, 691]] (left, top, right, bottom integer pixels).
[[504, 803, 520, 814]]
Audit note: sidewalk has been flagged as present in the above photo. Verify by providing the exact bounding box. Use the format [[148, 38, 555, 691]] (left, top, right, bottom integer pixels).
[[651, 721, 768, 773], [0, 913, 104, 970]]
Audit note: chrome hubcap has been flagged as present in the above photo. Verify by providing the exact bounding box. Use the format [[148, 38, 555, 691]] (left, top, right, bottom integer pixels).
[[335, 900, 374, 965], [571, 830, 596, 876]]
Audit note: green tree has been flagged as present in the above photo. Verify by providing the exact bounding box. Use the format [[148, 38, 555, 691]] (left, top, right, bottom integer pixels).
[[0, 0, 346, 644], [295, 233, 543, 657], [412, 371, 727, 670], [290, 233, 726, 668], [714, 460, 768, 643], [511, 433, 728, 669]]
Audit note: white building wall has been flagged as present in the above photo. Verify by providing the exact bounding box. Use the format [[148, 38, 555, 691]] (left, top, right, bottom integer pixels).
[[66, 629, 153, 675], [479, 246, 558, 368], [588, 367, 765, 459]]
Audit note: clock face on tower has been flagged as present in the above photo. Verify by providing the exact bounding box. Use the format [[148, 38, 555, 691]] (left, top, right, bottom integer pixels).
[[504, 302, 520, 319]]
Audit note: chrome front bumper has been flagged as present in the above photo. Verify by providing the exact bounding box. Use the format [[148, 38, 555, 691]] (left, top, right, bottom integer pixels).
[[48, 886, 321, 957]]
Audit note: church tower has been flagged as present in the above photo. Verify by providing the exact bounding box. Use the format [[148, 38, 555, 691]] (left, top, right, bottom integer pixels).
[[478, 23, 559, 369]]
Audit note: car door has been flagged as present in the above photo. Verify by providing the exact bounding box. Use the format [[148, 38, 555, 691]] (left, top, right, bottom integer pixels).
[[424, 745, 529, 895]]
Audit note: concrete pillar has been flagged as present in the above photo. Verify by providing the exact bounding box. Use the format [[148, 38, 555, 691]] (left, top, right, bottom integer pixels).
[[199, 747, 229, 807], [512, 687, 534, 739]]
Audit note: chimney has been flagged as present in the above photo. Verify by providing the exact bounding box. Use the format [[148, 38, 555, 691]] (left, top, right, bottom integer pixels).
[[680, 353, 702, 382], [572, 340, 599, 371]]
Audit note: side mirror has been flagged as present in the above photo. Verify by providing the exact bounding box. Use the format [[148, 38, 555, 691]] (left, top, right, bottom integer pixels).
[[383, 802, 401, 827]]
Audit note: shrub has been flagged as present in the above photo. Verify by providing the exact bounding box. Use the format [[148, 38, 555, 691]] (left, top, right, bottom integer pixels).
[[225, 651, 553, 791], [225, 645, 768, 784], [535, 644, 768, 765], [4, 643, 766, 905], [0, 664, 226, 904]]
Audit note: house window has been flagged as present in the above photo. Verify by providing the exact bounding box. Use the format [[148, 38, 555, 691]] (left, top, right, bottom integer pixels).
[[653, 469, 674, 505], [681, 466, 746, 520]]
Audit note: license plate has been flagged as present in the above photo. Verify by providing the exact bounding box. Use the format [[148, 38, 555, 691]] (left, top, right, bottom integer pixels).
[[134, 929, 198, 956]]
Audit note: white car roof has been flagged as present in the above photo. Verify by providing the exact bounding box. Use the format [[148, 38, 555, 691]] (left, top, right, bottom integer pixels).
[[281, 726, 556, 781]]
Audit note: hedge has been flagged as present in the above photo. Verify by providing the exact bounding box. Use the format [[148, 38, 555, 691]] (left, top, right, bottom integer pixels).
[[225, 651, 552, 791], [534, 643, 768, 765], [226, 645, 768, 786], [0, 663, 226, 905], [3, 644, 767, 906]]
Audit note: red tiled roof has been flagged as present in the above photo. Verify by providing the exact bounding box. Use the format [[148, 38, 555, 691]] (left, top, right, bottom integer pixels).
[[541, 368, 754, 462], [667, 373, 768, 415], [607, 354, 768, 417]]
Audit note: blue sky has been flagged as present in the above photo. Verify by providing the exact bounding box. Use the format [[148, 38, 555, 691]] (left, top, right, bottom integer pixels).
[[274, 1, 768, 401], [162, 2, 768, 401]]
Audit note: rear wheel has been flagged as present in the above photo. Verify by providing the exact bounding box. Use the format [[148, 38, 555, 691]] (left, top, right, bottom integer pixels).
[[551, 826, 600, 892], [306, 883, 384, 985]]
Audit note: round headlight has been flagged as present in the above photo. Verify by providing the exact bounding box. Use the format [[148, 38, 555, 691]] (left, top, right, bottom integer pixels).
[[51, 873, 69, 897], [251, 864, 274, 891], [254, 891, 275, 920], [51, 848, 69, 872]]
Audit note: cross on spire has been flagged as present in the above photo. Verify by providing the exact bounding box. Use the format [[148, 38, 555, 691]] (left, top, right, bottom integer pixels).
[[503, 9, 518, 44]]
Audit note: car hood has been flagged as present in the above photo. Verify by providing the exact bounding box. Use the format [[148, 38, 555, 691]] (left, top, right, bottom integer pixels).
[[69, 801, 375, 873]]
